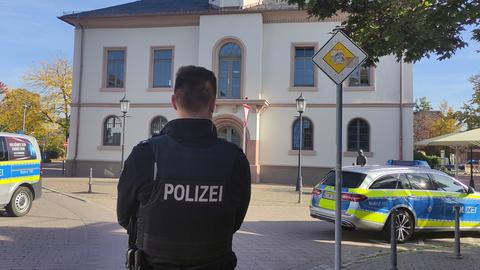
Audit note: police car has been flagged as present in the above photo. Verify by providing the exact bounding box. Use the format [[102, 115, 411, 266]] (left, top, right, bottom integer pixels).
[[0, 133, 42, 217], [310, 162, 480, 242]]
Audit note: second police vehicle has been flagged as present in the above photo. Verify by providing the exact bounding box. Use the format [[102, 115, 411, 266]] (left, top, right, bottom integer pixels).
[[0, 132, 42, 217], [310, 161, 480, 242]]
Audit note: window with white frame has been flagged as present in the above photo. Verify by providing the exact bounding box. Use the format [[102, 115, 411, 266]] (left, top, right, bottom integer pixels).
[[347, 118, 370, 152], [152, 48, 173, 88], [105, 49, 126, 88], [348, 65, 372, 87], [150, 116, 168, 137], [218, 42, 242, 99], [103, 116, 122, 146], [293, 47, 315, 87], [292, 117, 313, 150]]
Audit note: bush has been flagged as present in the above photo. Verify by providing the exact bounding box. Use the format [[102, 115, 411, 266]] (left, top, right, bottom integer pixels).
[[414, 151, 440, 168]]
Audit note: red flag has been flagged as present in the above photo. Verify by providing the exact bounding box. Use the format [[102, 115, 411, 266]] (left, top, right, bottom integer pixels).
[[243, 104, 251, 127]]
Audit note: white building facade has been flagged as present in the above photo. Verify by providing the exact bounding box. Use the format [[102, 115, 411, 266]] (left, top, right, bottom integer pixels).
[[61, 0, 414, 185]]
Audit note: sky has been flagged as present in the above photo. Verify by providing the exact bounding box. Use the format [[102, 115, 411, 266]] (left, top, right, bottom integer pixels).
[[0, 0, 479, 110]]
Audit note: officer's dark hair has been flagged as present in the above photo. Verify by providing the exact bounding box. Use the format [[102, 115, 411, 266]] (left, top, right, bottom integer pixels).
[[174, 66, 217, 113]]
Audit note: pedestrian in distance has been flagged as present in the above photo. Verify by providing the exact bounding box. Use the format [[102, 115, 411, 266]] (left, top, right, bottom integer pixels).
[[356, 149, 367, 167], [117, 65, 251, 270]]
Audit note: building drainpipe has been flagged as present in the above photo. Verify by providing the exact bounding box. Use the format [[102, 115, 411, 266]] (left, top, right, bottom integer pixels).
[[399, 61, 404, 160], [72, 22, 85, 176]]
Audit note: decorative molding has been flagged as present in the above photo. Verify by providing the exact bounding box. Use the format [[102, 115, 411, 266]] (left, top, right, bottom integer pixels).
[[70, 101, 414, 109], [97, 145, 121, 151], [270, 103, 416, 108], [288, 150, 317, 156], [216, 99, 270, 113], [146, 87, 174, 92], [62, 10, 346, 29]]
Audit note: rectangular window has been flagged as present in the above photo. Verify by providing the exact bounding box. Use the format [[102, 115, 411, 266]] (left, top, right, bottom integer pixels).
[[105, 49, 126, 88], [349, 65, 371, 87], [152, 48, 173, 88], [294, 47, 315, 87], [0, 137, 7, 161], [322, 171, 367, 188], [5, 136, 36, 161]]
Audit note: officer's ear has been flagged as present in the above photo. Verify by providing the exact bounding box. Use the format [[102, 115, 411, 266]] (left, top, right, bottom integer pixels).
[[171, 95, 178, 111], [209, 97, 216, 114]]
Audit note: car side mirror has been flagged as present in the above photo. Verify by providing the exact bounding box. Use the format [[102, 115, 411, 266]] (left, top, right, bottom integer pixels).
[[467, 186, 475, 194]]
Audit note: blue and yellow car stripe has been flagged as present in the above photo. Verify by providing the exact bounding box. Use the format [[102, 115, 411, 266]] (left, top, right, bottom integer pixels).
[[0, 160, 41, 185], [312, 184, 480, 229]]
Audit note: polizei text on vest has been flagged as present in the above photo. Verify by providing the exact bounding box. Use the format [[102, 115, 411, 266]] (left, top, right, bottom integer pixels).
[[163, 184, 224, 202]]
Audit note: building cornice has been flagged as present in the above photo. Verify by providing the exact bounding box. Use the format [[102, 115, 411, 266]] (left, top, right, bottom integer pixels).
[[60, 10, 346, 29], [71, 102, 414, 109]]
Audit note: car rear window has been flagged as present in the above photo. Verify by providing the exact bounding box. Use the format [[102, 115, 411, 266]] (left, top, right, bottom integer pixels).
[[321, 171, 367, 188], [5, 136, 37, 161], [0, 137, 7, 161]]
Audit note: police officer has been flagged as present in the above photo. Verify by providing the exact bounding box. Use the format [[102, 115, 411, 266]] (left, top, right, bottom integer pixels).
[[117, 66, 251, 270]]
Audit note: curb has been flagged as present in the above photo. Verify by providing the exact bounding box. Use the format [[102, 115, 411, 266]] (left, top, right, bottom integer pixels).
[[42, 186, 89, 203]]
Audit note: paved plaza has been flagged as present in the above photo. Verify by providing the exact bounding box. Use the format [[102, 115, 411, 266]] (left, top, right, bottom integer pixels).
[[0, 164, 479, 269]]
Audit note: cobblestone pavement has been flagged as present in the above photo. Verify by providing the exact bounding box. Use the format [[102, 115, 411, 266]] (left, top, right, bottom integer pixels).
[[40, 176, 480, 270], [0, 189, 126, 270]]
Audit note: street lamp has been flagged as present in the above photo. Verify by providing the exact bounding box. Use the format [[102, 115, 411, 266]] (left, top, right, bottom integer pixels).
[[295, 93, 306, 203], [22, 103, 29, 133], [120, 96, 130, 172]]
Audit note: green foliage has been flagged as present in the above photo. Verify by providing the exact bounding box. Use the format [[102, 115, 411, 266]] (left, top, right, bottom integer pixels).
[[0, 89, 46, 134], [414, 151, 440, 168], [24, 58, 72, 139], [0, 88, 67, 158], [415, 97, 433, 112], [287, 0, 480, 64], [431, 101, 460, 137], [456, 75, 480, 129]]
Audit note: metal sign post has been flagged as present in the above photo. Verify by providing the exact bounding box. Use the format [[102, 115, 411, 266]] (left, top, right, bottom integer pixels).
[[312, 28, 367, 270]]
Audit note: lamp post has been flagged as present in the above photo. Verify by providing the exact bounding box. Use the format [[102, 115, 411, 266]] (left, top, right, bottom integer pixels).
[[22, 103, 29, 133], [120, 96, 130, 172], [295, 93, 306, 203]]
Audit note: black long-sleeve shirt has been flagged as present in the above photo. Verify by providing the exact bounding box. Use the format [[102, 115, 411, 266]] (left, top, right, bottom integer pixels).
[[117, 118, 251, 232]]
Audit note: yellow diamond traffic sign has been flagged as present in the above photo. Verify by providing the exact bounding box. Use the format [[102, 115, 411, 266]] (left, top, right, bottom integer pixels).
[[313, 30, 367, 85], [322, 42, 355, 74]]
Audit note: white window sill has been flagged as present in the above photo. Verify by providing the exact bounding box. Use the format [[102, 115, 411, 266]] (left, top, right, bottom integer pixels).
[[97, 145, 121, 151], [147, 87, 173, 92], [100, 87, 126, 92], [344, 86, 375, 91], [288, 150, 317, 156], [289, 86, 318, 92]]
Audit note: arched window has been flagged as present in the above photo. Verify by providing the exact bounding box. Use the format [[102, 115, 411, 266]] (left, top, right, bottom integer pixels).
[[218, 126, 241, 147], [218, 42, 242, 99], [103, 116, 122, 146], [347, 118, 370, 152], [292, 117, 313, 150], [150, 116, 168, 137]]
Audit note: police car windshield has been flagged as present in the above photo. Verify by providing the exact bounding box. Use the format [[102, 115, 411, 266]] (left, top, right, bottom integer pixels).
[[321, 171, 367, 188]]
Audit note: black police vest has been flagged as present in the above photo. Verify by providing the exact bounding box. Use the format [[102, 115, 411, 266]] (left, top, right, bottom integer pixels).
[[137, 134, 239, 265]]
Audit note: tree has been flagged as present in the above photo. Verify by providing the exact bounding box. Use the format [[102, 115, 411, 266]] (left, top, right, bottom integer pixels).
[[415, 96, 433, 112], [0, 89, 47, 134], [457, 75, 480, 129], [431, 101, 461, 136], [24, 58, 72, 141], [287, 0, 480, 63]]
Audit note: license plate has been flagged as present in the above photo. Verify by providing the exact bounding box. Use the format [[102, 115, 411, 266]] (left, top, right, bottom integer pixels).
[[323, 191, 335, 200]]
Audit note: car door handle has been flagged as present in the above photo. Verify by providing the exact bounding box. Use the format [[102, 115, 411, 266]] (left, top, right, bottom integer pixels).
[[408, 195, 417, 199], [446, 195, 455, 199]]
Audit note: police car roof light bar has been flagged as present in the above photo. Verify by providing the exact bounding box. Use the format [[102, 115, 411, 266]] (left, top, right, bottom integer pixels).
[[386, 160, 430, 169]]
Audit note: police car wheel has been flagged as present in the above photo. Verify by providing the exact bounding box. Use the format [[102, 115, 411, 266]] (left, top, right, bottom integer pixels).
[[384, 209, 414, 243], [6, 187, 33, 217]]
